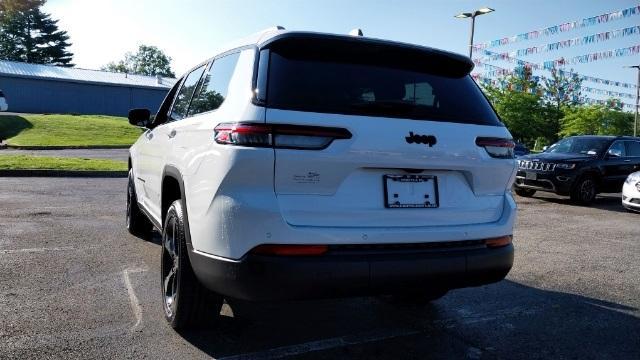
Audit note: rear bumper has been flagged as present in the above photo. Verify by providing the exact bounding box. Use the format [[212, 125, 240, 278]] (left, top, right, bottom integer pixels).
[[189, 243, 514, 301]]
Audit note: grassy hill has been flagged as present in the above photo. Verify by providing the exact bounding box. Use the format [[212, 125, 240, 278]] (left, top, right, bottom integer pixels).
[[0, 114, 142, 147]]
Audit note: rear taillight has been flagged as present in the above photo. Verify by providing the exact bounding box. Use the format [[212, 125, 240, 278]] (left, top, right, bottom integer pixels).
[[476, 137, 515, 159], [214, 123, 272, 147], [214, 123, 352, 150], [485, 235, 513, 248]]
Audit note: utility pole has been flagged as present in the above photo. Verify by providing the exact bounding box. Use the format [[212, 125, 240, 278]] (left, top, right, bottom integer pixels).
[[468, 15, 476, 59], [624, 65, 640, 137], [455, 8, 495, 59]]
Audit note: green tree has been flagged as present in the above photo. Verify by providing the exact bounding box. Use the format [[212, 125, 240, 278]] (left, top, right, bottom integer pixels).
[[102, 45, 175, 77], [0, 0, 73, 66], [482, 70, 547, 147], [188, 90, 224, 115], [543, 66, 583, 109], [560, 102, 634, 137], [541, 66, 582, 142]]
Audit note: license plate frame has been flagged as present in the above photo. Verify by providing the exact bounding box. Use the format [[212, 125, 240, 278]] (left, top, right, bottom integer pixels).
[[384, 175, 439, 209]]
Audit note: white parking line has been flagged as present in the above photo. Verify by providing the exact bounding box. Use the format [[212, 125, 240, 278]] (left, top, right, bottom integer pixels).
[[0, 246, 76, 254], [122, 267, 147, 332]]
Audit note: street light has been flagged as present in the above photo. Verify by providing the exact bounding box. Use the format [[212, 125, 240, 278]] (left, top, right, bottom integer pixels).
[[624, 65, 640, 137], [455, 7, 495, 58]]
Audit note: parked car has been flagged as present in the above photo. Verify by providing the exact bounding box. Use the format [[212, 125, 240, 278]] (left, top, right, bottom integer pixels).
[[0, 90, 7, 111], [622, 171, 640, 212], [126, 28, 517, 330], [514, 135, 640, 204], [514, 142, 530, 157]]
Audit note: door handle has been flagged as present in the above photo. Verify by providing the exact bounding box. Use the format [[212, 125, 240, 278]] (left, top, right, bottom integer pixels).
[[623, 159, 631, 162], [168, 129, 177, 139]]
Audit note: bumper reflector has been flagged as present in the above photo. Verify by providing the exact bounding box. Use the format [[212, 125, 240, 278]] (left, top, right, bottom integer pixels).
[[485, 235, 513, 248], [251, 245, 329, 256]]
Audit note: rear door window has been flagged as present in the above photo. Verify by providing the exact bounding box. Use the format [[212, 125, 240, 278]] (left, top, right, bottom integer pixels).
[[188, 52, 241, 116], [169, 64, 206, 121], [625, 141, 640, 157], [264, 38, 501, 126]]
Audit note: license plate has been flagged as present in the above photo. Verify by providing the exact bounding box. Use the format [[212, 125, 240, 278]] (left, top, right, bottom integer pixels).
[[525, 172, 537, 180], [384, 175, 439, 208]]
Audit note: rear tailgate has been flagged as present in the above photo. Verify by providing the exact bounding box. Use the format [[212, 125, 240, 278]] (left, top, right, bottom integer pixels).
[[261, 34, 516, 228], [269, 109, 514, 227]]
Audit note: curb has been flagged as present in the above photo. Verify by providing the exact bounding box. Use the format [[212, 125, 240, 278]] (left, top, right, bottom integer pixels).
[[4, 145, 131, 150], [0, 170, 128, 178]]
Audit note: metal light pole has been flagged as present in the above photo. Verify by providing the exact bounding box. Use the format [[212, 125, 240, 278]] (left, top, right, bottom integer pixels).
[[455, 7, 495, 58], [625, 65, 640, 137]]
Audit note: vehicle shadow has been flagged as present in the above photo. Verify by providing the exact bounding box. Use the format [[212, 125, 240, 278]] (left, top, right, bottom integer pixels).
[[175, 280, 640, 359], [0, 115, 33, 142]]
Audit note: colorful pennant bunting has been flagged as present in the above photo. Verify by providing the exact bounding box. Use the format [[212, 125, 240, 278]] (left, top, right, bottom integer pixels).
[[473, 26, 640, 58], [471, 73, 636, 109], [474, 59, 638, 90], [558, 70, 637, 89], [542, 45, 640, 69], [472, 5, 640, 50], [476, 63, 638, 91], [581, 86, 635, 99], [475, 50, 541, 69]]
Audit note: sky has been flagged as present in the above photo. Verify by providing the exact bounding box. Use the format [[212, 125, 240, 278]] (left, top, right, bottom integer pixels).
[[43, 0, 640, 103]]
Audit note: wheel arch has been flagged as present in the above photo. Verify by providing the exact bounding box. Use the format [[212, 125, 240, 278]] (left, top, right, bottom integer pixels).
[[161, 166, 194, 247], [576, 168, 603, 191]]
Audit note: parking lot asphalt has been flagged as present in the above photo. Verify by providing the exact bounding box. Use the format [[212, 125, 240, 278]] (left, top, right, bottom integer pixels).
[[0, 177, 638, 359]]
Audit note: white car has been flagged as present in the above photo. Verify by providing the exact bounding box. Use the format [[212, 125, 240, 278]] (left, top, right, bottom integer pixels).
[[126, 28, 518, 330], [622, 171, 640, 212], [0, 90, 7, 111]]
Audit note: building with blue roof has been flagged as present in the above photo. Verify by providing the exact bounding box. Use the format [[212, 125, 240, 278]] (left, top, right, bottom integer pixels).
[[0, 60, 176, 116]]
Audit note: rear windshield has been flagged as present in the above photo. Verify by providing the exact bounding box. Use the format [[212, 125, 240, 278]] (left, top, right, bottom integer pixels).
[[263, 37, 502, 126]]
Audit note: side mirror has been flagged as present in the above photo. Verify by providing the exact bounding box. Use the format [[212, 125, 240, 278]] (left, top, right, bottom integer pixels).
[[542, 146, 548, 152], [607, 149, 622, 158], [128, 108, 151, 127]]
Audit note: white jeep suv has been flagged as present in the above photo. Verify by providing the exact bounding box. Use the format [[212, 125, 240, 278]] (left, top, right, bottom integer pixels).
[[126, 28, 517, 329]]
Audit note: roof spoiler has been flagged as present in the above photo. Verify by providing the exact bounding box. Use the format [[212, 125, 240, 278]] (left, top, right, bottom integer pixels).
[[253, 26, 286, 43], [261, 32, 474, 78]]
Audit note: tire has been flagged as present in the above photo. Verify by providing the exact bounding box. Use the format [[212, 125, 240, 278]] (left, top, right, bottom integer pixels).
[[126, 169, 153, 239], [570, 175, 597, 205], [161, 199, 223, 330], [386, 289, 449, 306], [514, 188, 536, 197]]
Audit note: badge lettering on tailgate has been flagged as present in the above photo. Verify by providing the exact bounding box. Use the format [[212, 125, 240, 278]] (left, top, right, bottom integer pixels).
[[405, 132, 437, 147], [293, 171, 320, 184]]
